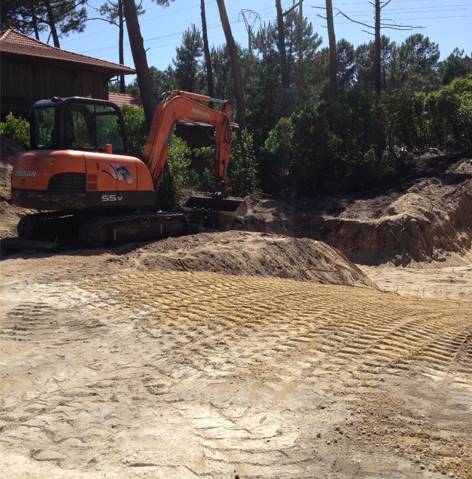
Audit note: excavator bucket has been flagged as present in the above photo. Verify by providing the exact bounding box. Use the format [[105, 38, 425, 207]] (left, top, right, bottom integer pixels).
[[183, 195, 248, 231]]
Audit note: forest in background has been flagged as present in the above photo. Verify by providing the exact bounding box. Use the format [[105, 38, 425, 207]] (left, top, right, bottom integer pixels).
[[2, 0, 472, 198]]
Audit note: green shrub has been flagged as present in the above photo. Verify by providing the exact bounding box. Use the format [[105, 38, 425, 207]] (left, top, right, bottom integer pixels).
[[261, 95, 398, 196], [388, 91, 428, 149], [188, 145, 215, 191], [262, 117, 295, 193], [423, 75, 472, 151], [0, 112, 30, 147], [122, 105, 147, 158], [229, 129, 258, 196], [167, 136, 192, 192], [457, 92, 472, 152]]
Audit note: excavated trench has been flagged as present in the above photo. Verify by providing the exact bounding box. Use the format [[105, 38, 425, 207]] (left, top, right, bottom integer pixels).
[[238, 158, 472, 265]]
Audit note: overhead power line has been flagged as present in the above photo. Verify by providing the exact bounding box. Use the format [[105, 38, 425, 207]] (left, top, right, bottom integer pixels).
[[65, 1, 472, 58]]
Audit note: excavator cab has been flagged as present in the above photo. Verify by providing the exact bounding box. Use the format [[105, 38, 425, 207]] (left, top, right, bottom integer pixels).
[[31, 97, 127, 154]]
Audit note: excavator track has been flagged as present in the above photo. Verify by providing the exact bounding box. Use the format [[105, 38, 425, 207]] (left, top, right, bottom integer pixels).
[[8, 199, 242, 254], [17, 211, 79, 242], [77, 211, 188, 247], [13, 210, 189, 249]]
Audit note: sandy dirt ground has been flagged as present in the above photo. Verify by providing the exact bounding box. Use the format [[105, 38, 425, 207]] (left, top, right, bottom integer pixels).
[[1, 244, 471, 479], [111, 231, 376, 288], [363, 251, 472, 304], [1, 151, 471, 478]]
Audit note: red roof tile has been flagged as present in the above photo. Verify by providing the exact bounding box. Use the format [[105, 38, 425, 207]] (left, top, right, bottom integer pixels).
[[0, 28, 134, 75]]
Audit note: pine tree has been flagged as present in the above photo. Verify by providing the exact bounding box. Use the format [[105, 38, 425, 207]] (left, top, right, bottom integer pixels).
[[123, 0, 175, 129], [1, 0, 87, 47], [98, 0, 144, 93], [174, 25, 204, 93]]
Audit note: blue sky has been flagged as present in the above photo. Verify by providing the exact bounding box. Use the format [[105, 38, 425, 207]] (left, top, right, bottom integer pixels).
[[53, 0, 472, 75]]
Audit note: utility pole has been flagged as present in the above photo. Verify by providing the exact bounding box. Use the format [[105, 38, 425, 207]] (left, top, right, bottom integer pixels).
[[239, 9, 260, 57]]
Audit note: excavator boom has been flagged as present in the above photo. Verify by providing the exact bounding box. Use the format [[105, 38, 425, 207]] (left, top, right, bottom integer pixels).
[[144, 90, 233, 190]]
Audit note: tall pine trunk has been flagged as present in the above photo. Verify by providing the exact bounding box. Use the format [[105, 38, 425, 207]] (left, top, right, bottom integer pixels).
[[326, 0, 337, 97], [122, 0, 156, 129], [216, 0, 246, 129], [118, 0, 125, 93], [200, 0, 214, 99], [30, 2, 40, 40], [45, 0, 60, 47], [296, 0, 304, 96], [374, 0, 382, 95], [275, 0, 290, 115]]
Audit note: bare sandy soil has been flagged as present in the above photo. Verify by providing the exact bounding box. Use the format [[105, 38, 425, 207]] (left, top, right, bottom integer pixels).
[[1, 150, 471, 478], [110, 231, 376, 288], [364, 253, 472, 303], [1, 239, 471, 479], [0, 139, 31, 239]]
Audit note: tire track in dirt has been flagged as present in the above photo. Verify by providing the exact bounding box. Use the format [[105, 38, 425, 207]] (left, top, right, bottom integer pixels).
[[1, 268, 471, 478], [79, 271, 472, 478]]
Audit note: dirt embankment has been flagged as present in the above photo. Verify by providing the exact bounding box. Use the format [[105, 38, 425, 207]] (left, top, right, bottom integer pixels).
[[239, 156, 472, 265], [0, 138, 28, 239], [108, 231, 375, 288]]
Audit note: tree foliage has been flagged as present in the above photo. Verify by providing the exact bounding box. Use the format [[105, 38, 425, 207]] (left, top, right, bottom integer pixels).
[[174, 25, 204, 92], [1, 0, 87, 46], [0, 112, 30, 147]]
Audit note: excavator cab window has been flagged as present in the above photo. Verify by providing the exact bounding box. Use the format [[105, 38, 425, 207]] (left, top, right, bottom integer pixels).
[[34, 106, 57, 149], [63, 102, 125, 153], [31, 98, 127, 154]]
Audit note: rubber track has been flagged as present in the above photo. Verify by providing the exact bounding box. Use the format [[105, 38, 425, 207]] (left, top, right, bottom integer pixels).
[[78, 211, 187, 246]]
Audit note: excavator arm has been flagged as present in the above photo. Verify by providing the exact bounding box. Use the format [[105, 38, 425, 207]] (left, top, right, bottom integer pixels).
[[144, 90, 233, 190]]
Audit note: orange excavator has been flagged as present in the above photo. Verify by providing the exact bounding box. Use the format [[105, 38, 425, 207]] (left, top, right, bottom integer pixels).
[[11, 90, 246, 246]]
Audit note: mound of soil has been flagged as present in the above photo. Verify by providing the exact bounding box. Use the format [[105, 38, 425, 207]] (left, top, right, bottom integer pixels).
[[240, 157, 472, 266], [0, 138, 28, 239], [112, 231, 375, 288]]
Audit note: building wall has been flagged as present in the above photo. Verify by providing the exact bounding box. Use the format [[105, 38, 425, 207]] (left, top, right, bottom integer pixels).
[[1, 55, 111, 119]]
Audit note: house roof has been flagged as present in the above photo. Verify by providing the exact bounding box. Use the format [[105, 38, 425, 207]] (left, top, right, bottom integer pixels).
[[0, 28, 135, 75], [109, 92, 142, 108]]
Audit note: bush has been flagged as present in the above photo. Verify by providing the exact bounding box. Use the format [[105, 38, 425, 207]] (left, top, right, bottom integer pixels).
[[189, 146, 214, 191], [446, 75, 472, 153], [388, 91, 428, 149], [167, 136, 192, 192], [0, 112, 30, 147], [457, 92, 472, 152], [261, 117, 295, 193], [122, 105, 147, 158], [229, 129, 258, 196]]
